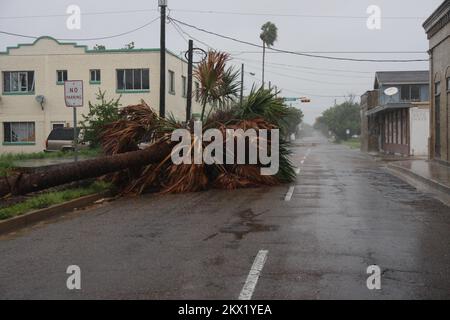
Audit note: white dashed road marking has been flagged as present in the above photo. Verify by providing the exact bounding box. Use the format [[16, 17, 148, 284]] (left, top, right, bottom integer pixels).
[[286, 147, 311, 202], [238, 250, 269, 300], [284, 186, 295, 201]]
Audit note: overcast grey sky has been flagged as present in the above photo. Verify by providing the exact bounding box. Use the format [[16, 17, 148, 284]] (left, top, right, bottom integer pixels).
[[0, 0, 443, 123]]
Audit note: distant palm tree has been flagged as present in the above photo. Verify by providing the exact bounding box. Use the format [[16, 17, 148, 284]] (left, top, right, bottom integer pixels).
[[260, 22, 278, 88]]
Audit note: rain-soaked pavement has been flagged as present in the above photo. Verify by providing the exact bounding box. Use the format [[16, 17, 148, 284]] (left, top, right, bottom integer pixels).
[[0, 133, 449, 299]]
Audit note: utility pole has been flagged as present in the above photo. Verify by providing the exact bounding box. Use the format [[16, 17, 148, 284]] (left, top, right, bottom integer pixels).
[[159, 0, 167, 118], [262, 42, 265, 88], [186, 40, 194, 123], [240, 64, 244, 107]]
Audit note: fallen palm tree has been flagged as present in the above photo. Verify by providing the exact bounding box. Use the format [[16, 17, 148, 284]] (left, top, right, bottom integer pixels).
[[0, 51, 302, 198], [0, 140, 173, 197], [99, 100, 293, 195]]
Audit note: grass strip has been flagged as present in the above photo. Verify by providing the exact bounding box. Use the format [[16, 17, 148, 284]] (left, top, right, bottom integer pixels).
[[0, 181, 110, 220]]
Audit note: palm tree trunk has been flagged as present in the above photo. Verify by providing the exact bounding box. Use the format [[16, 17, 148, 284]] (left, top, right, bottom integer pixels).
[[0, 140, 173, 197], [200, 99, 208, 122], [262, 41, 266, 88]]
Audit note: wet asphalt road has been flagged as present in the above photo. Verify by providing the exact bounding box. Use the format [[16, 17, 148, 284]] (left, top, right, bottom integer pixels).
[[1, 133, 450, 299]]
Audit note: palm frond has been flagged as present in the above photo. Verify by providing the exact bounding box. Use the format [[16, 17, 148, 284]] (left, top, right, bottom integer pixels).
[[236, 86, 289, 133], [276, 140, 297, 183]]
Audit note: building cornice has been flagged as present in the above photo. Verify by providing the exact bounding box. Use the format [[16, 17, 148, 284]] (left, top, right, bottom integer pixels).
[[423, 0, 450, 39], [0, 36, 187, 63]]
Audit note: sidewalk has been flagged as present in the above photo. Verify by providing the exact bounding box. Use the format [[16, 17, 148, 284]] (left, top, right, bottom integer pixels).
[[387, 159, 450, 205], [368, 151, 428, 162]]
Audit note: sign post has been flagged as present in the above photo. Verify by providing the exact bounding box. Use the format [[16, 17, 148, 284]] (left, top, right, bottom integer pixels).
[[64, 80, 83, 162]]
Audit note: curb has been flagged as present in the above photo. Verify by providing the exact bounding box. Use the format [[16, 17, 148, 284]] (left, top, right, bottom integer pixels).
[[387, 164, 450, 195], [0, 192, 109, 236]]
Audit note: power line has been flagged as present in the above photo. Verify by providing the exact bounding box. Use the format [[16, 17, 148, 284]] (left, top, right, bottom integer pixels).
[[171, 9, 426, 20], [170, 17, 420, 69], [168, 17, 381, 75], [169, 17, 429, 63], [0, 9, 158, 20], [231, 50, 427, 54], [283, 87, 351, 99], [170, 19, 189, 44], [245, 72, 349, 98], [168, 24, 368, 97], [0, 8, 426, 21], [169, 18, 215, 50], [261, 68, 369, 86], [232, 57, 374, 78], [242, 61, 372, 84], [0, 16, 160, 41], [231, 56, 375, 74]]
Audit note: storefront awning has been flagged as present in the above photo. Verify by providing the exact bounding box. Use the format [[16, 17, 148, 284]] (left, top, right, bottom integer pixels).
[[366, 103, 413, 116]]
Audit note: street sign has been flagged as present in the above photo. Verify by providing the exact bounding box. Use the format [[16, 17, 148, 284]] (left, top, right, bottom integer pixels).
[[64, 80, 83, 163], [283, 97, 311, 103], [64, 80, 83, 107]]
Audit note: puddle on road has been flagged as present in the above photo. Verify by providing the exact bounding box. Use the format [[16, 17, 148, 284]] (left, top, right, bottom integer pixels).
[[219, 208, 278, 240], [356, 166, 450, 215]]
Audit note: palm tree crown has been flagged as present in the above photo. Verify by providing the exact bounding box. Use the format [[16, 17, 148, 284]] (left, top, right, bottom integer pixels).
[[260, 22, 278, 47]]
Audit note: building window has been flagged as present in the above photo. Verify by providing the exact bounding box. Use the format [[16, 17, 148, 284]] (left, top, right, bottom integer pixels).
[[56, 70, 68, 85], [400, 84, 420, 102], [435, 81, 441, 95], [90, 69, 101, 84], [435, 81, 441, 158], [195, 81, 200, 101], [3, 71, 35, 93], [52, 122, 65, 130], [447, 77, 450, 92], [116, 69, 150, 91], [182, 76, 187, 98], [3, 122, 35, 144], [168, 70, 175, 94]]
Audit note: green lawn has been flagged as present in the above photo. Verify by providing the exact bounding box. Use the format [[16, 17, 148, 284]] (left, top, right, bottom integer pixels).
[[340, 138, 361, 150], [0, 181, 110, 220], [0, 148, 100, 177]]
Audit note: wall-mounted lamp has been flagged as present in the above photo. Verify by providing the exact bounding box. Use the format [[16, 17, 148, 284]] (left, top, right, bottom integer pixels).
[[35, 95, 45, 110]]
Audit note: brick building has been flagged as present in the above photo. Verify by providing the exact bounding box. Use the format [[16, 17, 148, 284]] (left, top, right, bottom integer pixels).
[[423, 0, 450, 164]]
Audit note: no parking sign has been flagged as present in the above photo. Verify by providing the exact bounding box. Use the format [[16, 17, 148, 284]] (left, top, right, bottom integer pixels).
[[64, 80, 83, 107], [63, 80, 83, 162]]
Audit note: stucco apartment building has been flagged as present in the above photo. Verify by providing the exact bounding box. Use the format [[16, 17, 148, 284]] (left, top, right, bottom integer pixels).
[[423, 0, 450, 164], [0, 36, 204, 153]]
